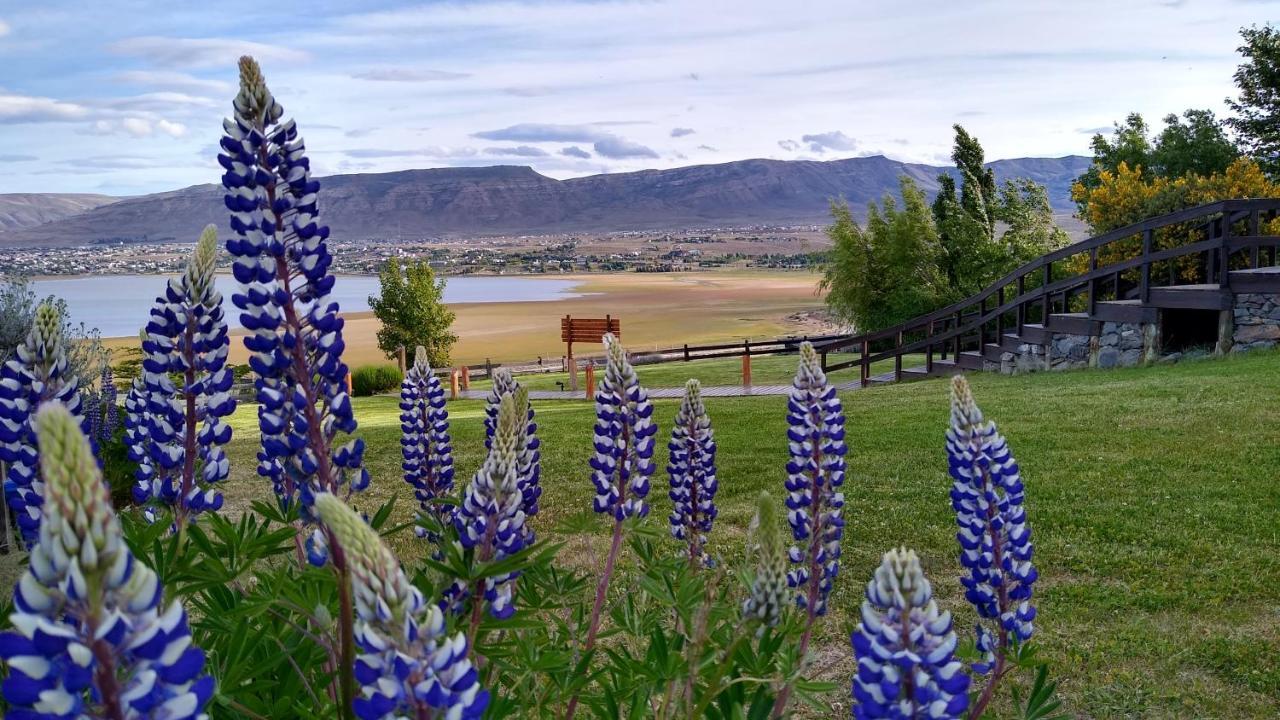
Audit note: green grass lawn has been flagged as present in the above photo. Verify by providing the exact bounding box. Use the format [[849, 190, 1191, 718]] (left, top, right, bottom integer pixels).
[[470, 352, 928, 391], [224, 349, 1280, 718]]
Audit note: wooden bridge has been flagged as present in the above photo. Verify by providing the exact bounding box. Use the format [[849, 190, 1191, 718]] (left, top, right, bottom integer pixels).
[[815, 198, 1280, 385]]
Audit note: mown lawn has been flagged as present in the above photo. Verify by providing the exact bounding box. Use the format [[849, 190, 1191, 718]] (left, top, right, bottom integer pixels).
[[221, 349, 1280, 718]]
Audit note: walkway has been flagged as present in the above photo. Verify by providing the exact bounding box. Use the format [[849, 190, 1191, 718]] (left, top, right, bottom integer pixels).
[[457, 373, 903, 402]]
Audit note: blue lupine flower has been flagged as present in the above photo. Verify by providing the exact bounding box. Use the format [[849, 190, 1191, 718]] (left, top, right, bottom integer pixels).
[[485, 368, 541, 542], [134, 225, 236, 528], [99, 365, 118, 442], [218, 57, 367, 520], [0, 403, 212, 719], [783, 342, 847, 617], [850, 548, 969, 720], [318, 491, 490, 720], [83, 387, 102, 442], [590, 334, 656, 521], [668, 379, 718, 563], [454, 391, 529, 619], [0, 301, 87, 547], [946, 375, 1037, 671], [400, 346, 455, 540]]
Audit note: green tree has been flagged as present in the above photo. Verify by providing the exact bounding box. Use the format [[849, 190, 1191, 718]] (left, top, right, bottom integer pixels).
[[368, 258, 457, 367], [1152, 109, 1239, 178], [934, 126, 1068, 299], [1227, 24, 1280, 176], [821, 178, 944, 332], [1074, 114, 1154, 203]]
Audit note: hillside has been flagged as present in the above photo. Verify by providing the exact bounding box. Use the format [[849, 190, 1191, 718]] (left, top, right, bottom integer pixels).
[[0, 193, 120, 233], [0, 155, 1090, 247]]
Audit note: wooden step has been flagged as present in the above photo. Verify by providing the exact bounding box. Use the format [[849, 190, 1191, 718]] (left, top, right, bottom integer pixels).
[[1230, 267, 1280, 292], [983, 343, 1006, 362], [957, 351, 984, 370], [1047, 312, 1095, 336], [924, 359, 962, 377], [1011, 324, 1049, 344], [1092, 299, 1158, 323], [1146, 284, 1231, 310]]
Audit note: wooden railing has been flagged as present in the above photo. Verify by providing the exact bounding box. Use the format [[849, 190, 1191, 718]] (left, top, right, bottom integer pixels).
[[816, 198, 1280, 384]]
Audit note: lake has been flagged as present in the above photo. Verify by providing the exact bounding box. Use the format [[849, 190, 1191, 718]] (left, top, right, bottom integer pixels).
[[32, 274, 583, 337]]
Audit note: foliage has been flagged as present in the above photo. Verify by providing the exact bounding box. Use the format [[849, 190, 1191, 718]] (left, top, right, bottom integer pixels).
[[369, 258, 458, 368], [0, 275, 106, 390], [351, 364, 404, 397], [821, 179, 946, 332], [1227, 24, 1280, 177]]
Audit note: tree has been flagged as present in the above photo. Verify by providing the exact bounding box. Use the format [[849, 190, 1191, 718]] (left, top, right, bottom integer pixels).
[[1152, 109, 1239, 179], [369, 258, 457, 368], [934, 126, 1068, 299], [821, 178, 945, 332], [1227, 24, 1280, 176]]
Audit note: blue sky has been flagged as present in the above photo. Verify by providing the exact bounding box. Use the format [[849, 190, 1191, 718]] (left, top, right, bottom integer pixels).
[[0, 0, 1271, 195]]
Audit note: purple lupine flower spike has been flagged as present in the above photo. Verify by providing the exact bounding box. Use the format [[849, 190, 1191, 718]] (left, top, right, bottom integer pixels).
[[850, 548, 969, 720], [590, 334, 656, 521], [135, 225, 236, 528], [400, 346, 455, 541], [99, 364, 118, 442], [668, 379, 718, 564], [316, 493, 488, 719], [219, 57, 366, 532], [784, 341, 847, 618], [485, 368, 541, 542], [946, 376, 1037, 673], [454, 390, 529, 619], [0, 403, 213, 719], [0, 301, 87, 547]]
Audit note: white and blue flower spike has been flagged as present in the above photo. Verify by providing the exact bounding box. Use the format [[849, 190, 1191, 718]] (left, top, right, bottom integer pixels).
[[0, 402, 212, 719], [668, 379, 718, 564], [589, 333, 656, 521], [315, 492, 489, 720], [850, 548, 969, 720], [400, 346, 455, 541]]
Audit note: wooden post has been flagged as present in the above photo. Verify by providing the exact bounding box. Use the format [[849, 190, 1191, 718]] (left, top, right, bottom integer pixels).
[[951, 311, 961, 360], [1140, 228, 1153, 303], [1248, 210, 1260, 268], [860, 339, 870, 388], [1219, 214, 1232, 288], [683, 343, 690, 362], [565, 314, 578, 393], [926, 321, 934, 373], [396, 345, 406, 373], [1016, 274, 1026, 334], [460, 366, 470, 391], [742, 341, 752, 387], [450, 369, 459, 400], [1087, 247, 1098, 316], [894, 330, 903, 382], [485, 357, 493, 379], [345, 370, 353, 396], [584, 362, 596, 399]]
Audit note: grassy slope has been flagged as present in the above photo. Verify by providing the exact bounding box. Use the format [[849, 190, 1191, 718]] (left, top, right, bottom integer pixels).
[[5, 351, 1268, 716], [224, 350, 1280, 718]]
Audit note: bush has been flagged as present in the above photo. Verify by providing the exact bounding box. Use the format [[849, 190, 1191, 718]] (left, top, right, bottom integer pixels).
[[351, 364, 403, 396]]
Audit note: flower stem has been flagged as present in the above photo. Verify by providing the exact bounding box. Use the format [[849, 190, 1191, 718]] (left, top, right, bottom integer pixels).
[[329, 532, 357, 720], [564, 516, 625, 720]]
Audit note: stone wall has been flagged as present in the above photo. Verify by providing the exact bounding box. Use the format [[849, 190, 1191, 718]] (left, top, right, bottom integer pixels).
[[989, 322, 1153, 375], [1096, 322, 1145, 369], [1232, 293, 1280, 352]]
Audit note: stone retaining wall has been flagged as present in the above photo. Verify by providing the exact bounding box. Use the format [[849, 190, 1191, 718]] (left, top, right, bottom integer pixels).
[[1232, 293, 1280, 352]]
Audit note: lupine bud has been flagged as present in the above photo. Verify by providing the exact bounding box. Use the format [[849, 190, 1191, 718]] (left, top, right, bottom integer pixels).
[[850, 548, 969, 720], [400, 346, 455, 541], [0, 301, 87, 547], [135, 225, 236, 525], [0, 403, 212, 719], [743, 492, 788, 630], [946, 376, 1037, 671], [485, 368, 541, 541], [590, 334, 656, 521], [668, 379, 718, 563], [784, 342, 847, 617], [315, 493, 488, 720], [219, 56, 366, 520], [455, 391, 528, 619]]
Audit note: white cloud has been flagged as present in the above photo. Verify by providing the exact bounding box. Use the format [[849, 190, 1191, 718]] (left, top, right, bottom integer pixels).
[[108, 36, 309, 69], [801, 131, 857, 153], [474, 123, 611, 143], [593, 136, 658, 159], [83, 117, 187, 138], [0, 19, 10, 38], [113, 70, 233, 94], [671, 127, 695, 137], [0, 93, 89, 123]]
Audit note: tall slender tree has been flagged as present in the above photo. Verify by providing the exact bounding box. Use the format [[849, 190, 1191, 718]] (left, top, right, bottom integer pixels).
[[369, 258, 458, 368], [1227, 24, 1280, 176]]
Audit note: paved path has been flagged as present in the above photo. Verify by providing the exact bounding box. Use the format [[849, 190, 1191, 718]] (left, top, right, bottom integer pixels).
[[457, 371, 912, 402]]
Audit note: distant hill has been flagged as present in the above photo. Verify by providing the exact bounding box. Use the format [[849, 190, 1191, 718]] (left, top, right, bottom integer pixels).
[[0, 193, 120, 233], [0, 155, 1090, 248]]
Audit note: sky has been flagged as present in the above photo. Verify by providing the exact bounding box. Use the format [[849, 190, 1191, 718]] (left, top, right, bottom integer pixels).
[[0, 0, 1272, 195]]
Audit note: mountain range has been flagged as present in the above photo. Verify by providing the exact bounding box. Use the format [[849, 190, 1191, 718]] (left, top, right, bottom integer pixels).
[[0, 154, 1090, 247]]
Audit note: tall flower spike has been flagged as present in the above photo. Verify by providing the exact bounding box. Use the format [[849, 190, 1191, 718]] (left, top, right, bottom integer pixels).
[[400, 346, 455, 541], [784, 341, 847, 618], [455, 391, 529, 619], [99, 364, 118, 442], [219, 56, 366, 518], [742, 492, 788, 631], [946, 376, 1037, 672], [0, 403, 213, 719], [668, 379, 718, 563], [850, 548, 969, 720], [314, 492, 488, 720], [0, 301, 86, 547], [135, 225, 237, 528], [484, 369, 541, 541], [125, 330, 157, 519], [590, 334, 656, 521]]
